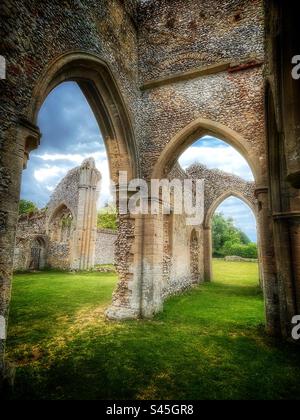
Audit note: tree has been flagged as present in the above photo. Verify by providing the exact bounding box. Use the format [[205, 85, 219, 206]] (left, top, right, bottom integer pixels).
[[212, 212, 256, 258], [97, 205, 117, 230], [19, 199, 38, 215]]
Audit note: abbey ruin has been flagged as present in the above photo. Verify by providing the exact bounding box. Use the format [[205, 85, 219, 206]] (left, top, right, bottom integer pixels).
[[0, 0, 300, 389], [13, 157, 255, 283], [14, 158, 116, 272]]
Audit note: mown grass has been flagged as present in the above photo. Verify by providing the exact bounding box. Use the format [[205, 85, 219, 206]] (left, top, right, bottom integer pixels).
[[5, 260, 300, 400]]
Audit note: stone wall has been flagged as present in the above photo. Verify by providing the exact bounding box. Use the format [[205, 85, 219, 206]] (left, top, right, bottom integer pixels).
[[13, 211, 47, 271], [95, 229, 117, 265], [186, 163, 257, 220], [137, 0, 266, 185], [2, 0, 300, 389], [14, 158, 101, 271]]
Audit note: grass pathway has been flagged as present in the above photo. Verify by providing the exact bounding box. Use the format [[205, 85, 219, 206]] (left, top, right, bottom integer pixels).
[[6, 261, 300, 400]]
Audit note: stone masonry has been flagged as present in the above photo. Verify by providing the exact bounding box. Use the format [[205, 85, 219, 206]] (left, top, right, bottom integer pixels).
[[0, 0, 300, 389]]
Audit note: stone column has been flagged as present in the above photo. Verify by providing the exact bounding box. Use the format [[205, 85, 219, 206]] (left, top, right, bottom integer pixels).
[[139, 210, 165, 318], [255, 187, 281, 336], [203, 226, 212, 282], [71, 158, 101, 270], [106, 188, 144, 320], [0, 120, 40, 390], [290, 217, 300, 313], [271, 212, 299, 337]]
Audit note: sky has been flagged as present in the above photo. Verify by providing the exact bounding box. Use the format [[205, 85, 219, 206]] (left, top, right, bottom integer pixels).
[[21, 81, 257, 242], [21, 82, 111, 208]]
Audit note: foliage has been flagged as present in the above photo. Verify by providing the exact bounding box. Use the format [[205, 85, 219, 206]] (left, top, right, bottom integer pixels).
[[19, 199, 38, 215], [6, 262, 300, 400], [222, 242, 258, 259], [97, 205, 117, 230], [212, 213, 257, 259]]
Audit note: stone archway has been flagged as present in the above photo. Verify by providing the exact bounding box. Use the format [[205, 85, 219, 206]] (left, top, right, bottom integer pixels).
[[19, 53, 142, 319], [0, 52, 142, 381], [203, 191, 259, 283], [149, 117, 280, 335], [151, 117, 261, 184]]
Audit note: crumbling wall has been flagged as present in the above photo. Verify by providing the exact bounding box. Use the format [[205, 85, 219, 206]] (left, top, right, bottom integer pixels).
[[13, 211, 47, 271], [186, 163, 257, 218], [95, 229, 117, 265]]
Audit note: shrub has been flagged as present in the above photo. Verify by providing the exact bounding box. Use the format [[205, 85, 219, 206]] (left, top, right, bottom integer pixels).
[[222, 242, 258, 259]]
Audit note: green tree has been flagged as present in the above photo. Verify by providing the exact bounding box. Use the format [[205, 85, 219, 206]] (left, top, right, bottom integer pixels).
[[212, 212, 256, 258], [97, 205, 117, 230], [19, 199, 38, 215]]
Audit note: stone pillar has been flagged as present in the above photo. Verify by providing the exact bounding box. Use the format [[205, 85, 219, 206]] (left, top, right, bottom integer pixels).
[[106, 188, 144, 320], [0, 120, 40, 390], [71, 158, 101, 270], [255, 187, 281, 336], [271, 212, 299, 337], [140, 211, 165, 318], [256, 222, 264, 289], [203, 226, 213, 282], [290, 217, 300, 313]]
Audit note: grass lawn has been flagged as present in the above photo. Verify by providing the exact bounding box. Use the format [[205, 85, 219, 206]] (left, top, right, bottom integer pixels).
[[6, 260, 300, 400]]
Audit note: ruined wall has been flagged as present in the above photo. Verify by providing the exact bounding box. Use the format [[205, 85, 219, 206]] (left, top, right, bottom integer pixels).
[[14, 159, 101, 271], [95, 229, 117, 265], [137, 0, 266, 182], [13, 211, 47, 271], [186, 163, 257, 220], [0, 0, 141, 385], [47, 169, 79, 222]]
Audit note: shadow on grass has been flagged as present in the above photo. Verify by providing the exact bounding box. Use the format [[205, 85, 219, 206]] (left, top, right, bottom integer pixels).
[[5, 263, 300, 400]]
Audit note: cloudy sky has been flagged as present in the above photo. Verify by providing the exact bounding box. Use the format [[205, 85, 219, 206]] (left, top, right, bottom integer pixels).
[[21, 81, 257, 242]]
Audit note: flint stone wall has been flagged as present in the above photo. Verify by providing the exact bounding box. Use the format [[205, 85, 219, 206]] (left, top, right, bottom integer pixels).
[[95, 229, 117, 265]]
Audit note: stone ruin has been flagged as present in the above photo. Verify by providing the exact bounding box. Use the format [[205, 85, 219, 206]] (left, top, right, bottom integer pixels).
[[1, 1, 300, 387], [14, 158, 256, 283], [14, 158, 116, 272]]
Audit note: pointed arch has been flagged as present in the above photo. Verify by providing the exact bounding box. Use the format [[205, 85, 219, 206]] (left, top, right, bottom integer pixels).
[[204, 191, 257, 229], [25, 51, 139, 182], [151, 117, 260, 183]]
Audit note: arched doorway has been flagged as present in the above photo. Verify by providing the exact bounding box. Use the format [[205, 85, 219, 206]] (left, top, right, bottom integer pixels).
[[205, 194, 259, 282], [29, 237, 46, 271], [203, 192, 259, 282], [11, 53, 140, 320], [150, 117, 275, 331]]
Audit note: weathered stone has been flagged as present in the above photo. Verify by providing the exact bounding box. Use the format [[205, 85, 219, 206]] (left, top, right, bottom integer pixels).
[[0, 0, 300, 390]]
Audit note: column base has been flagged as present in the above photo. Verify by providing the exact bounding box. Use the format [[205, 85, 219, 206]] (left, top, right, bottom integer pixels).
[[105, 305, 140, 321]]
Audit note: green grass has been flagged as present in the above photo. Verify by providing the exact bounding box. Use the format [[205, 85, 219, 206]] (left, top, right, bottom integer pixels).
[[5, 261, 300, 400]]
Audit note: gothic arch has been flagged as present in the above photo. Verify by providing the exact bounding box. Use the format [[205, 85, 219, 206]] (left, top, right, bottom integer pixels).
[[23, 51, 139, 182], [204, 191, 257, 229], [203, 192, 259, 283], [47, 203, 74, 243], [15, 52, 141, 319], [151, 117, 261, 184]]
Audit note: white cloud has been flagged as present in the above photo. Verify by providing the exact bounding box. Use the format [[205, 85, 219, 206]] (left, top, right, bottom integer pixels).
[[179, 145, 254, 181], [34, 166, 67, 182], [34, 153, 112, 208], [36, 152, 107, 164]]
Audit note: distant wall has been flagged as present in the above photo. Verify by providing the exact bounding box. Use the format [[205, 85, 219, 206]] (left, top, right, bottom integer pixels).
[[95, 229, 117, 265]]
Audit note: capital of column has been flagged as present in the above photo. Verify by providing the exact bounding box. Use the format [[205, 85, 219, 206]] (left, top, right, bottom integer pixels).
[[18, 118, 41, 169]]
